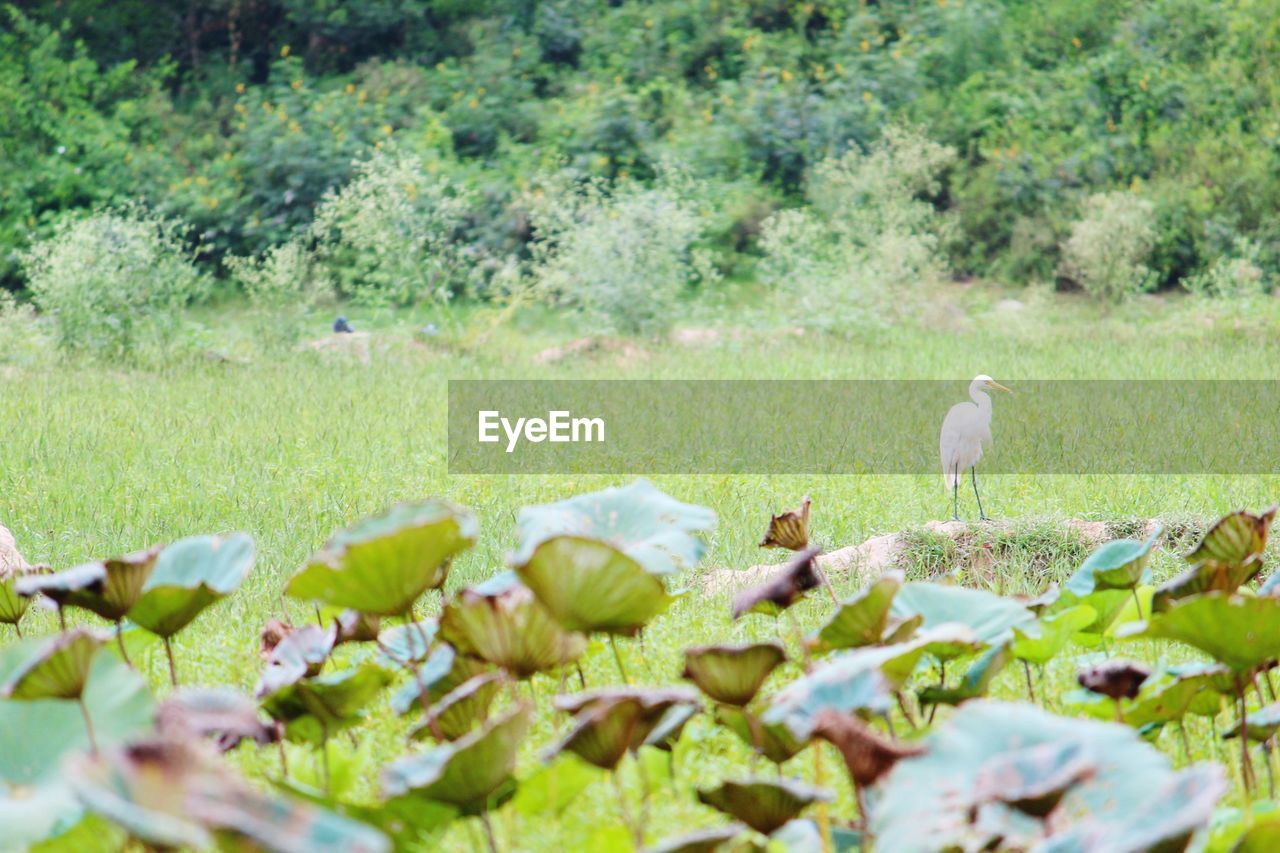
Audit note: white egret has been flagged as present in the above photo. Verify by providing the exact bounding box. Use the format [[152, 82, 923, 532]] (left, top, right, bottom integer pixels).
[[940, 375, 1011, 521]]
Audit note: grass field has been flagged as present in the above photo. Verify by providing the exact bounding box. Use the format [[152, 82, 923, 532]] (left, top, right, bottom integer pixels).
[[5, 288, 1280, 850]]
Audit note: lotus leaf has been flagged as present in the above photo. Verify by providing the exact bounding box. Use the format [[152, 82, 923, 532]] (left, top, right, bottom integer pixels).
[[1011, 604, 1095, 665], [871, 701, 1226, 852], [760, 497, 810, 551], [645, 702, 699, 752], [156, 687, 277, 751], [287, 502, 476, 616], [382, 704, 531, 814], [0, 564, 48, 628], [1126, 665, 1229, 727], [646, 823, 748, 853], [388, 646, 490, 717], [811, 709, 924, 787], [682, 641, 786, 706], [1120, 592, 1280, 673], [410, 672, 503, 742], [333, 610, 381, 645], [1152, 507, 1277, 611], [732, 548, 822, 619], [917, 643, 1011, 707], [1064, 529, 1160, 596], [1224, 702, 1280, 741], [714, 703, 809, 764], [259, 662, 393, 745], [514, 536, 672, 635], [890, 582, 1035, 645], [256, 625, 335, 697], [0, 781, 85, 850], [439, 570, 586, 678], [696, 778, 831, 835], [376, 620, 438, 668], [808, 571, 903, 652], [2, 628, 105, 700], [17, 547, 159, 622], [1077, 659, 1151, 701], [549, 688, 699, 770], [128, 534, 255, 637], [1262, 572, 1280, 596], [1233, 815, 1280, 852], [512, 480, 715, 577]]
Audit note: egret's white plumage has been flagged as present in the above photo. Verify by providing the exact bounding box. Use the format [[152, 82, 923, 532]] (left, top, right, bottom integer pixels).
[[940, 374, 1010, 519]]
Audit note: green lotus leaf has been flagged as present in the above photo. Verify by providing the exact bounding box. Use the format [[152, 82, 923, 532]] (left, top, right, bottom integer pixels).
[[512, 480, 716, 577], [646, 823, 748, 853], [333, 610, 382, 645], [0, 645, 153, 787], [259, 662, 393, 745], [549, 688, 700, 770], [1125, 664, 1231, 727], [256, 625, 336, 697], [70, 736, 389, 853], [808, 571, 903, 652], [1224, 702, 1280, 741], [1020, 583, 1061, 615], [511, 756, 604, 818], [1011, 604, 1096, 665], [514, 536, 671, 636], [917, 643, 1011, 707], [696, 779, 831, 835], [410, 672, 503, 742], [762, 647, 895, 739], [17, 547, 159, 623], [1151, 507, 1277, 612], [1066, 587, 1133, 636], [382, 704, 531, 814], [1065, 529, 1160, 596], [1262, 572, 1280, 596], [1233, 815, 1280, 852], [682, 641, 786, 706], [376, 620, 438, 668], [891, 582, 1036, 646], [287, 501, 477, 617], [1119, 592, 1280, 673], [128, 534, 256, 638], [645, 702, 700, 752], [714, 703, 809, 765], [439, 570, 586, 678], [0, 564, 47, 627], [0, 780, 85, 850], [389, 646, 491, 717], [2, 628, 106, 701], [769, 820, 863, 853], [871, 701, 1226, 852]]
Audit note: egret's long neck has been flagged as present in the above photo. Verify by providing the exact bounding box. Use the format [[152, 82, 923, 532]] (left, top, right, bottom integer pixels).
[[971, 388, 992, 415]]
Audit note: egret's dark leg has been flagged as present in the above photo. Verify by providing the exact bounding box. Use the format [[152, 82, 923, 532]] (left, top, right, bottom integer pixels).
[[952, 466, 960, 521], [972, 467, 987, 521]]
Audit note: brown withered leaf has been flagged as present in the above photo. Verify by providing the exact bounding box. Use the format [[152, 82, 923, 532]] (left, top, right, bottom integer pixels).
[[334, 610, 381, 645], [260, 619, 292, 659], [1078, 660, 1151, 701], [811, 709, 925, 788], [760, 497, 811, 551], [156, 687, 279, 752], [732, 547, 822, 619]]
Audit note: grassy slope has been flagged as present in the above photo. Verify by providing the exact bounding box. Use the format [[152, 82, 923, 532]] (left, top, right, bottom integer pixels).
[[3, 290, 1280, 849]]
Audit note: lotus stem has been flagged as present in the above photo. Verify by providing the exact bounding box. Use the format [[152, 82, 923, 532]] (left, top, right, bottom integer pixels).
[[1266, 671, 1278, 703], [1238, 679, 1256, 798], [278, 740, 289, 779], [115, 621, 132, 667], [785, 608, 812, 671], [163, 636, 179, 687], [320, 723, 331, 795], [1179, 722, 1192, 765], [13, 621, 22, 639], [816, 564, 839, 605], [894, 691, 918, 731], [1128, 587, 1143, 622], [636, 631, 655, 679], [58, 607, 66, 633], [479, 812, 501, 853], [814, 744, 834, 853], [745, 708, 765, 767], [78, 696, 98, 756], [1022, 661, 1036, 703], [575, 661, 587, 689], [314, 604, 324, 627], [610, 768, 642, 848], [636, 749, 653, 837], [608, 634, 631, 685], [1264, 741, 1276, 801]]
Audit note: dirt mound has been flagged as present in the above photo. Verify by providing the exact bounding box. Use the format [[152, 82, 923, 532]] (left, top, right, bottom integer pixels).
[[302, 331, 372, 363], [532, 336, 642, 365], [0, 523, 29, 573]]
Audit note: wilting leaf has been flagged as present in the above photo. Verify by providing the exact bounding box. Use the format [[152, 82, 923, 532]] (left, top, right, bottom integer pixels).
[[0, 647, 153, 786], [70, 736, 389, 852], [128, 534, 255, 638], [0, 564, 50, 626], [512, 480, 716, 577], [645, 703, 699, 752], [388, 646, 491, 717], [696, 779, 831, 835], [439, 571, 586, 678], [287, 502, 477, 617], [382, 704, 531, 814], [17, 547, 159, 622], [376, 620, 438, 668], [808, 571, 903, 652], [156, 687, 277, 751], [1224, 702, 1280, 742], [1078, 659, 1151, 701], [890, 582, 1035, 645], [1065, 529, 1161, 596], [1019, 583, 1061, 615], [549, 688, 700, 770], [811, 709, 924, 787], [732, 548, 823, 619], [258, 662, 393, 745], [646, 823, 748, 853], [1119, 592, 1280, 673], [1011, 604, 1095, 665], [682, 641, 786, 706], [333, 610, 381, 646], [410, 672, 503, 742], [1152, 507, 1277, 611], [257, 625, 335, 697], [917, 643, 1011, 707], [971, 740, 1096, 818], [2, 628, 105, 701], [514, 536, 672, 635], [760, 497, 811, 551], [871, 701, 1226, 852], [714, 703, 810, 765]]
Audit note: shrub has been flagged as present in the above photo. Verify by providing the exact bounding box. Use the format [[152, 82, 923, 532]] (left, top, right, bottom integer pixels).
[[19, 207, 208, 357], [225, 239, 333, 348], [759, 126, 955, 330], [0, 291, 52, 365], [311, 150, 477, 306], [1058, 191, 1157, 302], [527, 169, 714, 336], [1183, 237, 1272, 298]]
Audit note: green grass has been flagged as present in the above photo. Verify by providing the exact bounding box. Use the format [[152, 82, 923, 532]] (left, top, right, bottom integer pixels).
[[4, 290, 1280, 849]]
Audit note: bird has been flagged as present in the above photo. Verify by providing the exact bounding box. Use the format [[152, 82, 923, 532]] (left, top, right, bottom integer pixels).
[[940, 375, 1011, 521], [333, 316, 353, 334]]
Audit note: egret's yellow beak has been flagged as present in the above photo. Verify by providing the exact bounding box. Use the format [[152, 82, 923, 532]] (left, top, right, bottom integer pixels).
[[986, 380, 1012, 394]]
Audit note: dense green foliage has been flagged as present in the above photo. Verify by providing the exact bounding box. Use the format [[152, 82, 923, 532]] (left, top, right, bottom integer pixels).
[[3, 0, 1279, 308]]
